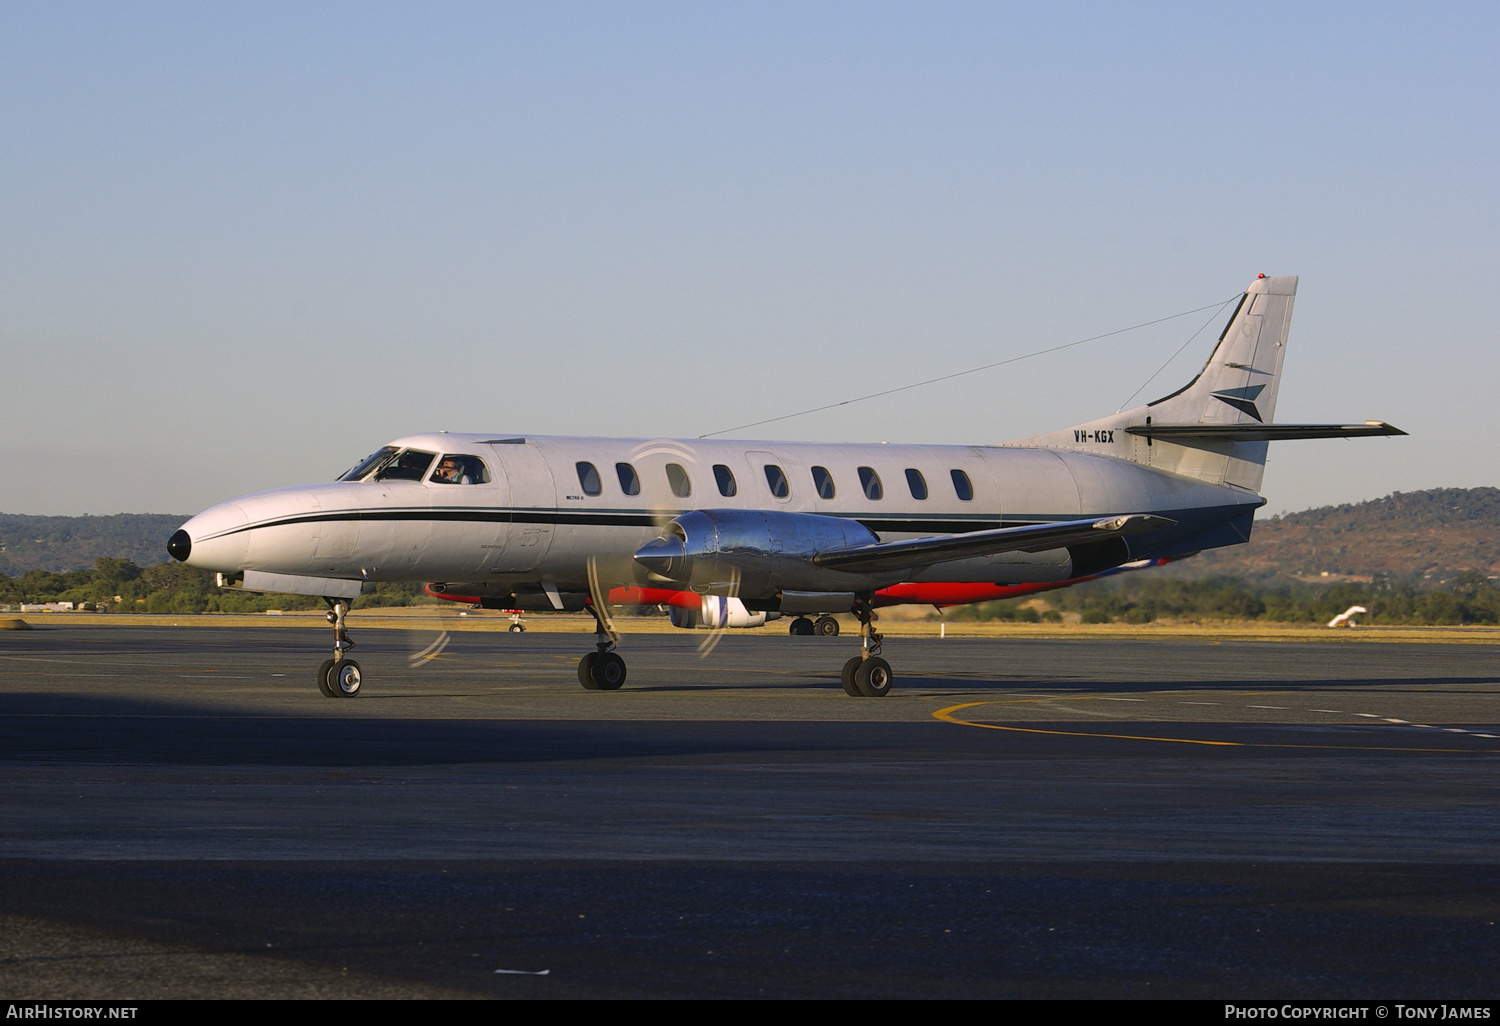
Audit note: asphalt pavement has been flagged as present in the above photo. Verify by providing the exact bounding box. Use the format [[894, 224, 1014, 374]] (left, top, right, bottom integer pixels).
[[1, 623, 1497, 997]]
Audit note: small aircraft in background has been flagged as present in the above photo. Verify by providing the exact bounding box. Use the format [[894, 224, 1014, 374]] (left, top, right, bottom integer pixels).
[[168, 274, 1402, 697]]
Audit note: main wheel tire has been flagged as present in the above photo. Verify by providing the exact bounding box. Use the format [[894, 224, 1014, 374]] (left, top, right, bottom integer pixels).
[[578, 652, 601, 689], [330, 658, 363, 697], [855, 656, 892, 698], [814, 616, 840, 637], [841, 656, 863, 697], [790, 617, 814, 636], [591, 651, 627, 691], [509, 623, 525, 633], [317, 658, 337, 698]]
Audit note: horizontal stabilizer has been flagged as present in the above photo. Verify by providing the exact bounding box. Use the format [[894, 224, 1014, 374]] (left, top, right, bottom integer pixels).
[[812, 514, 1175, 575], [1126, 421, 1406, 442]]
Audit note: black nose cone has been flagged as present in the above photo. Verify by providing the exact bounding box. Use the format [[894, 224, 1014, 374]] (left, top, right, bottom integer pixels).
[[167, 530, 192, 562]]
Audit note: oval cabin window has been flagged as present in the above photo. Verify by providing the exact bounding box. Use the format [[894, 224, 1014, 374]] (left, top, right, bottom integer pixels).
[[665, 463, 692, 498], [616, 462, 640, 496], [857, 466, 883, 501], [763, 464, 789, 499], [950, 469, 974, 501], [811, 466, 835, 499], [576, 462, 602, 496], [713, 464, 737, 497], [905, 469, 928, 500]]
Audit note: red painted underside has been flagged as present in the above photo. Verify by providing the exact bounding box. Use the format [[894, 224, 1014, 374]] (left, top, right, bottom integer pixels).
[[425, 579, 1091, 611]]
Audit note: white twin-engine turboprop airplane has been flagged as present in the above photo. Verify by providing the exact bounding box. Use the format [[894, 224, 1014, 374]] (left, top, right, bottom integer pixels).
[[169, 275, 1402, 698]]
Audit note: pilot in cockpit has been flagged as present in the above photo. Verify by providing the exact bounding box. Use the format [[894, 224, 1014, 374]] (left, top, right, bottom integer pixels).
[[434, 457, 471, 485]]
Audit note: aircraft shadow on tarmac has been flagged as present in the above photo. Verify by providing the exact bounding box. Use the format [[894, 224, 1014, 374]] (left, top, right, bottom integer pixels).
[[0, 691, 906, 768]]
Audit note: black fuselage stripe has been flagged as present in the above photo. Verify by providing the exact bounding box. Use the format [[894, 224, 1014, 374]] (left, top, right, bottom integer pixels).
[[201, 509, 1038, 540]]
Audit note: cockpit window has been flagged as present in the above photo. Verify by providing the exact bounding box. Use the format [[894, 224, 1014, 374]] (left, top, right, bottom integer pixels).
[[430, 454, 490, 485], [375, 449, 437, 482], [339, 446, 398, 481]]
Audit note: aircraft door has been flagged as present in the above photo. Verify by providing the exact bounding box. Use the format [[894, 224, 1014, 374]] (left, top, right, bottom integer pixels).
[[745, 450, 798, 507], [488, 441, 555, 572]]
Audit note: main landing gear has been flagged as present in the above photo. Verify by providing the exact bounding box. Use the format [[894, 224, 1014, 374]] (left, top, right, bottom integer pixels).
[[317, 598, 361, 698], [577, 600, 626, 691], [789, 615, 841, 636], [839, 600, 892, 698]]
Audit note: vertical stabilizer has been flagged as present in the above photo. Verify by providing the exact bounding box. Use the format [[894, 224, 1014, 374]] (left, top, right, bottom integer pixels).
[[1003, 275, 1298, 494]]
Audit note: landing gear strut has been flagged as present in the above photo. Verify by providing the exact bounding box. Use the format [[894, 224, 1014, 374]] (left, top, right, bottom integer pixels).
[[577, 600, 626, 691], [318, 598, 361, 698], [840, 600, 891, 698]]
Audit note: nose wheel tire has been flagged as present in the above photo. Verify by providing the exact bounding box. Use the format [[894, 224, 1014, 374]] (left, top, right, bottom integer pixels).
[[591, 651, 627, 690], [814, 616, 840, 637], [508, 623, 526, 633], [325, 659, 362, 697], [854, 656, 892, 698], [317, 659, 338, 698], [840, 657, 863, 697]]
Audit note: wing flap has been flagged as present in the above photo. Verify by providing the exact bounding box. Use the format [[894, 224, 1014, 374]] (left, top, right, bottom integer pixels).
[[811, 514, 1175, 575]]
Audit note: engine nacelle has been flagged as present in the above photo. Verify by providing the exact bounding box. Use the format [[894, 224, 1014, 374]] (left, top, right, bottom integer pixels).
[[668, 595, 781, 630], [633, 509, 896, 599]]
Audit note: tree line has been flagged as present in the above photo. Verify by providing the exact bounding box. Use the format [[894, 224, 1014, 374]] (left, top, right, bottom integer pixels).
[[945, 571, 1500, 625], [4, 557, 1498, 624], [0, 558, 429, 613]]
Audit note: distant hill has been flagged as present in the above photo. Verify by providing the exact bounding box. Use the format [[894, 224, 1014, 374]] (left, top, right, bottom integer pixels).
[[0, 514, 187, 575], [1166, 488, 1500, 585]]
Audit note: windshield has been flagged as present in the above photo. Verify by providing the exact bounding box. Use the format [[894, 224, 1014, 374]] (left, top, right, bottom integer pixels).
[[339, 446, 398, 481], [377, 449, 438, 481], [338, 447, 438, 483]]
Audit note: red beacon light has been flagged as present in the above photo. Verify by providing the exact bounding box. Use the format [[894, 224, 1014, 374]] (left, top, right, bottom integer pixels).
[[1257, 273, 1267, 278]]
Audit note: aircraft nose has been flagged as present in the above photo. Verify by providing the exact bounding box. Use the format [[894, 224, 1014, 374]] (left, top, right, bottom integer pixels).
[[633, 533, 689, 582], [167, 529, 192, 562]]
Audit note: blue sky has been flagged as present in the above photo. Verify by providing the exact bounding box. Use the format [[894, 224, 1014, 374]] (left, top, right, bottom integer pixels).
[[2, 2, 1495, 515]]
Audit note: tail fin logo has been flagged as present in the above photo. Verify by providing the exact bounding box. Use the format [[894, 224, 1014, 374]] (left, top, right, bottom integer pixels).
[[1211, 384, 1267, 422]]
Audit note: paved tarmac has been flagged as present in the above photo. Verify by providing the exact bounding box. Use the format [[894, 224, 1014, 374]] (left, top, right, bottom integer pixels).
[[1, 623, 1498, 998]]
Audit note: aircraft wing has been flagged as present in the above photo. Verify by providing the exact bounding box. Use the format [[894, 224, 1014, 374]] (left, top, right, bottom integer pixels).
[[1125, 422, 1406, 442], [811, 514, 1175, 575]]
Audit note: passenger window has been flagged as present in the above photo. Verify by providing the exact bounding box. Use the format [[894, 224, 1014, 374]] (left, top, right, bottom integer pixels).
[[665, 463, 691, 498], [951, 469, 974, 501], [576, 462, 602, 496], [376, 449, 437, 482], [713, 464, 737, 497], [858, 466, 883, 501], [430, 454, 491, 485], [811, 466, 835, 500], [905, 469, 928, 500], [616, 462, 640, 496], [763, 464, 789, 499]]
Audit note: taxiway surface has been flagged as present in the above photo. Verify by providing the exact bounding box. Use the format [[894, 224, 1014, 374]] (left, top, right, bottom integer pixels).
[[1, 624, 1497, 997]]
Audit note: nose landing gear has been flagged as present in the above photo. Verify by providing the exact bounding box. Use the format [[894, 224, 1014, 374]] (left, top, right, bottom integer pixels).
[[578, 599, 626, 690], [840, 600, 892, 698], [318, 598, 361, 698]]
